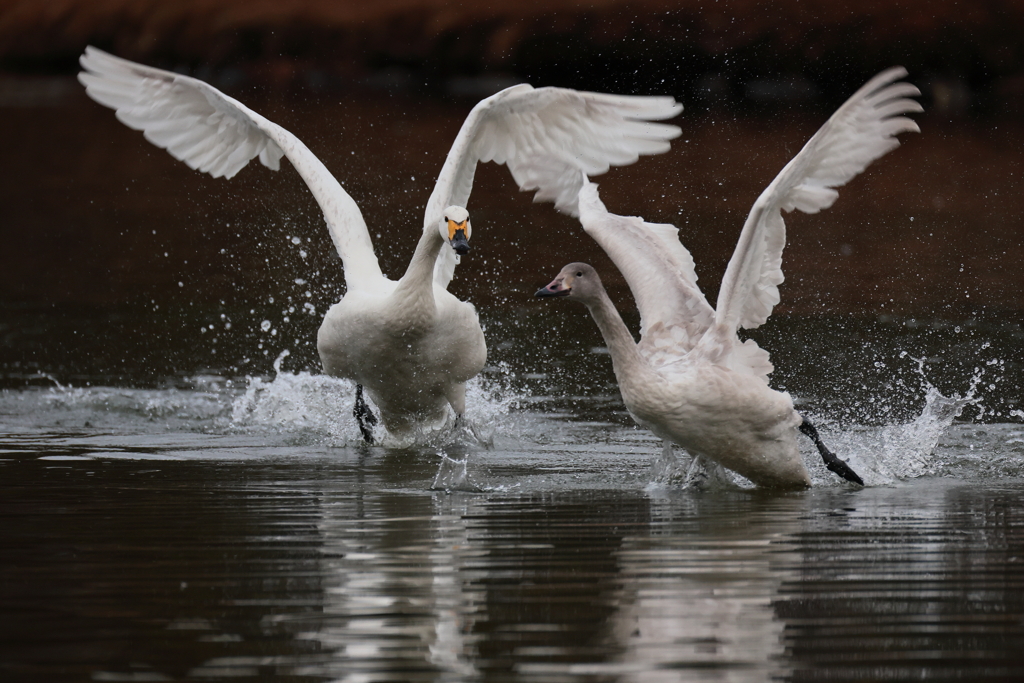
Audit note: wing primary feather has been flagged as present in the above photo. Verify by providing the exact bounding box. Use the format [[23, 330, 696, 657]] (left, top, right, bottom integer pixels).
[[715, 67, 921, 332], [79, 46, 382, 289], [424, 85, 683, 288]]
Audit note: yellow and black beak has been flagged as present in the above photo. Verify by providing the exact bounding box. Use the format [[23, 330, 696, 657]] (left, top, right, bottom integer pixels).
[[447, 218, 470, 255]]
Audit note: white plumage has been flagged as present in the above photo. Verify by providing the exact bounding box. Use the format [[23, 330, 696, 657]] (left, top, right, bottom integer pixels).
[[78, 46, 682, 438], [539, 68, 921, 487]]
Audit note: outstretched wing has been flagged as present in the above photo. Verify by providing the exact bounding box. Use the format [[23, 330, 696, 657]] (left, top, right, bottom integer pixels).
[[427, 85, 682, 287], [715, 67, 921, 331], [78, 46, 383, 289], [577, 180, 716, 368]]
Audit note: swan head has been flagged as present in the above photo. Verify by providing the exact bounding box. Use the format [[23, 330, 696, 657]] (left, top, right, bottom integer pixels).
[[535, 262, 602, 302], [441, 206, 472, 256]]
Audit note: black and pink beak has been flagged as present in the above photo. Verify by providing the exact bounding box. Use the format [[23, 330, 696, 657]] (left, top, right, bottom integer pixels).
[[535, 277, 570, 298]]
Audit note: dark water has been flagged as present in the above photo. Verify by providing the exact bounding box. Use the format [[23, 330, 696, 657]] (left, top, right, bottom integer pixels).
[[2, 76, 1024, 681], [4, 421, 1024, 682]]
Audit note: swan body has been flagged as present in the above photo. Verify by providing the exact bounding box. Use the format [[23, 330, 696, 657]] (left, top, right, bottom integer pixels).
[[539, 262, 811, 487], [78, 46, 683, 437], [538, 68, 921, 487], [316, 209, 487, 434]]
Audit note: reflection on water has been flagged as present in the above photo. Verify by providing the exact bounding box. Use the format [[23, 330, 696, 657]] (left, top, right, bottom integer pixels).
[[3, 423, 1024, 682], [602, 496, 798, 681]]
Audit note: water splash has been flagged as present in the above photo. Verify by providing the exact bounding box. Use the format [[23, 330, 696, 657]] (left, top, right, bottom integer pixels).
[[4, 338, 1011, 487], [647, 444, 739, 492], [229, 351, 360, 443], [810, 355, 985, 486], [431, 450, 480, 492], [640, 354, 994, 491], [228, 351, 531, 447]]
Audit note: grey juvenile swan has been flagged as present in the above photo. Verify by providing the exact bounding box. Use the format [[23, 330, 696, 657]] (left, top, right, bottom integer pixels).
[[78, 46, 683, 441], [537, 68, 921, 487]]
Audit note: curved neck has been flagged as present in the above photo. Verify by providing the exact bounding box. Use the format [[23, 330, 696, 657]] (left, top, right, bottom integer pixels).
[[397, 226, 443, 292], [584, 288, 647, 382], [386, 227, 443, 332]]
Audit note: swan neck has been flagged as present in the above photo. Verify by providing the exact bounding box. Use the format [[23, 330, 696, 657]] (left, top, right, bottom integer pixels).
[[586, 289, 646, 378], [399, 226, 444, 290]]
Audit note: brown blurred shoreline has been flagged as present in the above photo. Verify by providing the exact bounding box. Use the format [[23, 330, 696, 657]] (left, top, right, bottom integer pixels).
[[1, 0, 1023, 115]]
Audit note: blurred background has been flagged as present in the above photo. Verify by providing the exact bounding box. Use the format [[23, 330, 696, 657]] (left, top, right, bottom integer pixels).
[[0, 0, 1021, 417]]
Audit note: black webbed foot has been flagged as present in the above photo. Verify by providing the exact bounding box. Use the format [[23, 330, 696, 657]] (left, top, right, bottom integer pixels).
[[799, 417, 864, 486], [353, 384, 378, 444]]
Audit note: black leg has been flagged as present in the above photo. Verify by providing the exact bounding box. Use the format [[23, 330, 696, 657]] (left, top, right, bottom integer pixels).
[[799, 417, 864, 486], [353, 384, 378, 444]]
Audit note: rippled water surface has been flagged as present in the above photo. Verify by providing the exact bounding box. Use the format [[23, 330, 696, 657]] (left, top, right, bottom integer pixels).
[[3, 370, 1024, 682], [2, 79, 1024, 681]]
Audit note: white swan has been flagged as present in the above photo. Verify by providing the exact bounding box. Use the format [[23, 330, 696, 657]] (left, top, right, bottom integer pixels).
[[537, 68, 922, 488], [77, 46, 683, 440]]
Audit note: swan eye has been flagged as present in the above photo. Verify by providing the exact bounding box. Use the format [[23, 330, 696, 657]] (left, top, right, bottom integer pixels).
[[576, 271, 583, 277]]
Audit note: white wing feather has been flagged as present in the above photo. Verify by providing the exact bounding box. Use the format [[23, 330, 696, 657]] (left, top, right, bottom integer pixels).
[[428, 85, 682, 287], [78, 46, 383, 289], [577, 180, 715, 364], [716, 67, 922, 331]]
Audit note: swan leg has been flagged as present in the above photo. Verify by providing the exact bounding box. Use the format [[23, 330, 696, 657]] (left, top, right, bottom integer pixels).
[[353, 384, 378, 444], [799, 417, 864, 485], [446, 383, 492, 445], [446, 383, 467, 417], [684, 454, 704, 481], [661, 440, 675, 462], [453, 412, 491, 448], [650, 440, 684, 483]]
